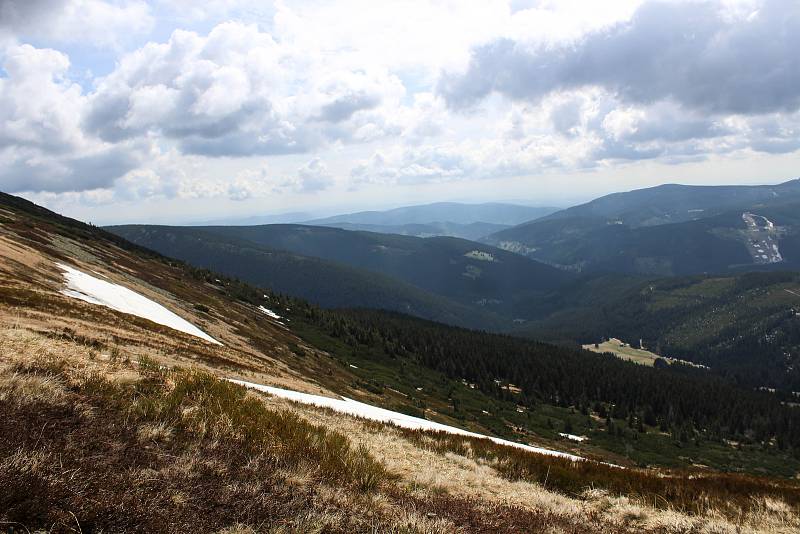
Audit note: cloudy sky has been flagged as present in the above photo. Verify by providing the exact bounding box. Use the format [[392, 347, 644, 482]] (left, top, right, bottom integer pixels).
[[1, 0, 798, 224]]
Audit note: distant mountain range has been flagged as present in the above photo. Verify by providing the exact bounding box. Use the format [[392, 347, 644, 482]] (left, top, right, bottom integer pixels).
[[191, 201, 558, 240], [306, 202, 558, 226], [484, 179, 800, 275], [105, 178, 800, 393], [190, 211, 316, 226], [313, 221, 511, 241]]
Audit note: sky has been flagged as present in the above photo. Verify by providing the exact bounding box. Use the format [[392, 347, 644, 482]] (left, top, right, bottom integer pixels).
[[0, 0, 798, 224]]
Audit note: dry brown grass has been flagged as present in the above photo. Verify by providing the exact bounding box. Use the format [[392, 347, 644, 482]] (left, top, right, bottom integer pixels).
[[250, 382, 800, 534], [1, 316, 797, 534], [0, 326, 688, 533]]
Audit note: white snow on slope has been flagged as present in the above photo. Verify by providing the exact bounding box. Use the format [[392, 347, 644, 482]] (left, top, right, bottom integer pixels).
[[230, 378, 583, 461], [559, 433, 587, 442], [258, 306, 282, 320], [57, 262, 221, 345]]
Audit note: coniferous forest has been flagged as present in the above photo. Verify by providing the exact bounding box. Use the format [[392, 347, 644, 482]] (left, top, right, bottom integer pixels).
[[255, 287, 800, 455]]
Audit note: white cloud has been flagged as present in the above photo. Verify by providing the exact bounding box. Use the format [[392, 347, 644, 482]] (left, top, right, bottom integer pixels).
[[82, 21, 408, 157], [440, 0, 800, 115], [227, 178, 258, 201], [2, 0, 799, 219], [283, 158, 334, 193], [0, 44, 141, 193]]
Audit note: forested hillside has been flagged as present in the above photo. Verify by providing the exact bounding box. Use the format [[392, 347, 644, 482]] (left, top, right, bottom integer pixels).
[[103, 225, 503, 330], [485, 180, 800, 275], [316, 220, 511, 240], [519, 271, 800, 391], [109, 223, 571, 319], [281, 304, 800, 472]]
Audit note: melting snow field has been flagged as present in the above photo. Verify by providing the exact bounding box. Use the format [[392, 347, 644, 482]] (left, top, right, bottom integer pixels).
[[57, 263, 221, 345], [230, 378, 583, 461]]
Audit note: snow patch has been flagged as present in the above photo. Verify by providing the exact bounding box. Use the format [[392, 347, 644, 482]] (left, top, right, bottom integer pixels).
[[258, 306, 282, 320], [229, 378, 584, 461], [57, 262, 221, 345], [464, 250, 497, 262], [559, 433, 587, 442]]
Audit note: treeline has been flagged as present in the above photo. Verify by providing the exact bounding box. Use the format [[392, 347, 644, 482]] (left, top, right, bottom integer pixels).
[[287, 306, 800, 453]]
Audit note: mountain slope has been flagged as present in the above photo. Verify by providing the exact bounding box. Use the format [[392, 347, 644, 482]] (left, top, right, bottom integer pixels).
[[537, 179, 800, 227], [485, 180, 800, 275], [3, 191, 800, 532], [109, 223, 572, 318], [102, 225, 503, 330]]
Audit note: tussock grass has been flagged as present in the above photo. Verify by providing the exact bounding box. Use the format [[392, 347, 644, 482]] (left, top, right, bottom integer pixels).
[[0, 350, 638, 534], [81, 365, 393, 492], [401, 428, 800, 520]]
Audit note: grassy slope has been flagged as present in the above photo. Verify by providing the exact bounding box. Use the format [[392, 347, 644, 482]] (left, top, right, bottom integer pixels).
[[6, 332, 637, 534], [3, 329, 799, 533]]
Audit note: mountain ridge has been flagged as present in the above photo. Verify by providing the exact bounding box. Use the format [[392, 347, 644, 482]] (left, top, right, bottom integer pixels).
[[108, 222, 572, 322], [307, 201, 559, 226], [484, 179, 800, 276]]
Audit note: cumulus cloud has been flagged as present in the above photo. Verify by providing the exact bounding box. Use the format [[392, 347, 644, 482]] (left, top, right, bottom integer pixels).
[[286, 158, 334, 193], [0, 44, 140, 193], [347, 89, 767, 187], [227, 179, 257, 201], [317, 93, 381, 123], [82, 24, 305, 155], [350, 145, 483, 187], [440, 0, 800, 115], [113, 168, 179, 201], [82, 22, 406, 157], [3, 0, 800, 209]]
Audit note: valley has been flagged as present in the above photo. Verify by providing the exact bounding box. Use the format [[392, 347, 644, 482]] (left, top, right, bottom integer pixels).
[[4, 189, 800, 533], [2, 189, 800, 532], [108, 223, 571, 326]]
